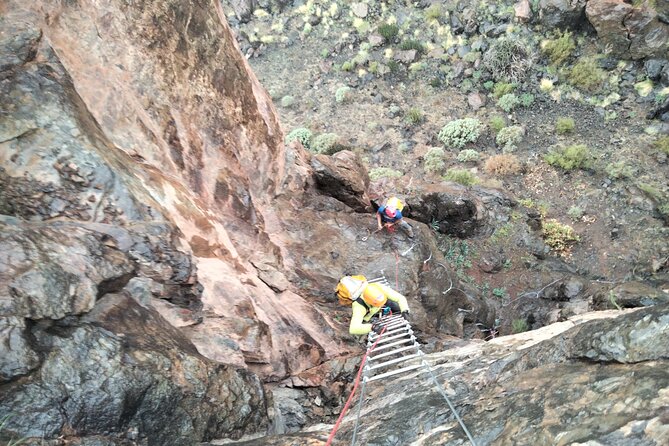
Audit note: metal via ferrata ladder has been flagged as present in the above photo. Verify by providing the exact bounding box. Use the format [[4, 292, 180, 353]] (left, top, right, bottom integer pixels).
[[348, 277, 478, 446]]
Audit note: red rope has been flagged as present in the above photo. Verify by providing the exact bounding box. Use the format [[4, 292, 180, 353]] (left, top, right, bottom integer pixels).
[[325, 326, 387, 446]]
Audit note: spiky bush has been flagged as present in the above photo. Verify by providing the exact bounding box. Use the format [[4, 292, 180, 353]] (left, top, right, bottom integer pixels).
[[378, 23, 399, 41], [512, 318, 529, 333], [496, 126, 524, 152], [483, 38, 534, 82], [424, 147, 446, 174], [443, 169, 479, 186], [484, 154, 521, 176], [285, 127, 312, 148], [493, 82, 514, 99], [489, 116, 506, 133], [605, 161, 635, 180], [400, 39, 425, 53], [653, 136, 669, 154], [544, 144, 591, 171], [437, 118, 482, 149], [405, 108, 424, 125], [457, 149, 480, 162]]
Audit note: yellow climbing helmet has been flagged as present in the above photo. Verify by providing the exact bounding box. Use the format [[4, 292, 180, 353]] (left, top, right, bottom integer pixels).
[[362, 283, 387, 307]]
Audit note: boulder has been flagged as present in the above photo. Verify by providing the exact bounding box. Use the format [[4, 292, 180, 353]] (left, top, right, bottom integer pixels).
[[537, 0, 587, 29], [310, 150, 371, 212]]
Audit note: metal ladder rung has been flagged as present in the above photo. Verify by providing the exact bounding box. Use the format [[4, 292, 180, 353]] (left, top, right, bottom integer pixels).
[[369, 325, 409, 340], [379, 319, 409, 330], [370, 337, 414, 352], [367, 353, 421, 371], [370, 330, 413, 345], [368, 344, 418, 361], [366, 362, 424, 382], [377, 315, 404, 325]]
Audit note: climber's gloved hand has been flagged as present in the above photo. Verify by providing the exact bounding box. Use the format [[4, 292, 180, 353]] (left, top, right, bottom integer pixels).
[[371, 321, 384, 334], [401, 311, 410, 321]]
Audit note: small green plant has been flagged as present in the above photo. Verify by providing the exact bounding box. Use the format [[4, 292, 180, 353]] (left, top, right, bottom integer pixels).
[[637, 183, 663, 200], [425, 4, 442, 21], [544, 144, 591, 171], [542, 219, 579, 252], [608, 291, 622, 311], [497, 93, 520, 112], [542, 31, 575, 66], [489, 116, 506, 133], [493, 82, 514, 99], [443, 239, 473, 271], [555, 117, 575, 134], [341, 61, 354, 71], [496, 125, 524, 152], [605, 161, 635, 180], [405, 108, 424, 125], [369, 167, 403, 180], [457, 149, 480, 162], [378, 23, 399, 41], [443, 169, 479, 186], [335, 86, 352, 103], [311, 133, 343, 155], [520, 93, 535, 107], [567, 205, 585, 221], [438, 118, 482, 149], [387, 60, 401, 73], [424, 147, 446, 174], [280, 95, 295, 108], [483, 80, 495, 90], [492, 287, 508, 298], [512, 318, 529, 333], [568, 58, 605, 92], [400, 39, 425, 53], [285, 127, 312, 149], [652, 136, 669, 155]]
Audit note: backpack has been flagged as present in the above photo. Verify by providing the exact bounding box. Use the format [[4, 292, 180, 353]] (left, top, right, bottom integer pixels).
[[385, 196, 404, 211], [335, 275, 367, 306]]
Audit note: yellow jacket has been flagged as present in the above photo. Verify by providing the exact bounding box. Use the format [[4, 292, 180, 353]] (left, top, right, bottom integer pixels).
[[349, 284, 409, 335]]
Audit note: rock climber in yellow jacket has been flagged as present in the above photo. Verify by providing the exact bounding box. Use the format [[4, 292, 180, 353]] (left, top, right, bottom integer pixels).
[[335, 276, 410, 335]]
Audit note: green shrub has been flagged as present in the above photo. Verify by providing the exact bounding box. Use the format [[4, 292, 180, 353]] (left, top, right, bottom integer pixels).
[[438, 118, 482, 149], [405, 108, 424, 125], [520, 93, 535, 107], [457, 149, 480, 162], [443, 169, 479, 186], [567, 205, 585, 221], [400, 39, 425, 53], [425, 4, 442, 21], [542, 219, 579, 252], [341, 61, 354, 71], [463, 51, 481, 63], [497, 93, 520, 112], [512, 318, 529, 333], [555, 117, 575, 134], [387, 60, 401, 73], [544, 144, 591, 170], [311, 133, 342, 155], [489, 116, 506, 133], [568, 59, 605, 92], [285, 127, 312, 148], [605, 161, 635, 180], [493, 82, 514, 99], [542, 31, 575, 66], [653, 136, 669, 154], [424, 147, 446, 174], [280, 95, 295, 108], [369, 167, 403, 180], [378, 23, 399, 41], [335, 86, 352, 103], [496, 125, 524, 152], [482, 38, 534, 82]]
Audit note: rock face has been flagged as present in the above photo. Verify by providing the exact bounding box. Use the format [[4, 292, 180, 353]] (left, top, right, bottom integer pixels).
[[231, 306, 669, 445], [586, 0, 669, 59]]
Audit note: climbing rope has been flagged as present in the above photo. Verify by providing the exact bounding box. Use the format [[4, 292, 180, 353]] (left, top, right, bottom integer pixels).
[[325, 325, 387, 446]]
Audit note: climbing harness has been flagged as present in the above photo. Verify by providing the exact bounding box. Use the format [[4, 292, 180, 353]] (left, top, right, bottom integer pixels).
[[327, 277, 478, 446]]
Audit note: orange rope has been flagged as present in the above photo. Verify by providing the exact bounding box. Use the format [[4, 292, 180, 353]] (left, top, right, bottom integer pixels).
[[325, 326, 387, 446]]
